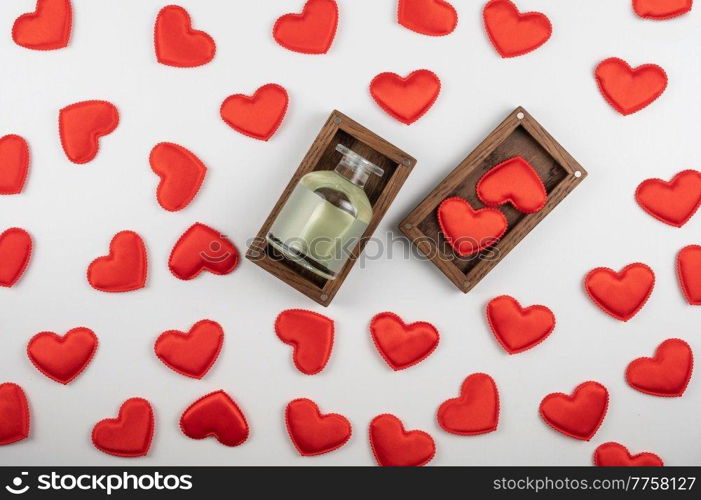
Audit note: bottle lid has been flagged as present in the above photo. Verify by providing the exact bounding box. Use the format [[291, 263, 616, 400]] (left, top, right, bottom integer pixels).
[[336, 144, 384, 178]]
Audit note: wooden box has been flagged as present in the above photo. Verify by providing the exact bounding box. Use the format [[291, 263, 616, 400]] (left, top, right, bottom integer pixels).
[[246, 110, 416, 306], [399, 107, 587, 293]]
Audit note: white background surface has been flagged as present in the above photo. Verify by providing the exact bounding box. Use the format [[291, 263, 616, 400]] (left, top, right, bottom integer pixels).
[[1, 0, 700, 466]]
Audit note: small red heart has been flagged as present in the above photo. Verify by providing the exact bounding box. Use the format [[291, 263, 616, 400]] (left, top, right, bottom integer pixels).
[[275, 309, 334, 375], [626, 338, 693, 397], [369, 69, 441, 125], [168, 223, 239, 280], [486, 295, 555, 354], [180, 390, 249, 447], [0, 135, 30, 195], [585, 263, 655, 321], [369, 414, 435, 467], [285, 398, 351, 456], [0, 383, 30, 446], [633, 0, 693, 20], [91, 398, 154, 457], [595, 58, 668, 116], [437, 196, 507, 257], [636, 170, 701, 227], [150, 142, 207, 212], [0, 228, 32, 288], [483, 0, 552, 58], [477, 156, 547, 213], [397, 0, 458, 36], [12, 0, 72, 50], [59, 100, 119, 164], [594, 442, 664, 467], [27, 327, 98, 384], [370, 312, 439, 371], [154, 319, 223, 379], [220, 84, 289, 141], [87, 231, 147, 292], [154, 5, 216, 67], [273, 0, 338, 54], [677, 245, 701, 305], [436, 373, 499, 435], [540, 381, 609, 441]]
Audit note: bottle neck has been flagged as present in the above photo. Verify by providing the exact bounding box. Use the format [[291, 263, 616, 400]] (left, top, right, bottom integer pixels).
[[334, 159, 368, 188]]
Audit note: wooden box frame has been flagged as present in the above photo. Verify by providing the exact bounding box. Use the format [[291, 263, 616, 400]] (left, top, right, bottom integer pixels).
[[400, 106, 587, 293], [246, 110, 416, 306]]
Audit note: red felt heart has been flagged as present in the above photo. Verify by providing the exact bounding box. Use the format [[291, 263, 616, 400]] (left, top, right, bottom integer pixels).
[[91, 398, 154, 457], [436, 373, 499, 435], [477, 156, 547, 213], [273, 0, 338, 54], [369, 69, 441, 125], [0, 383, 30, 446], [12, 0, 72, 50], [625, 338, 693, 397], [220, 84, 289, 141], [180, 390, 249, 447], [285, 398, 351, 456], [595, 58, 668, 116], [27, 327, 98, 384], [370, 312, 439, 371], [483, 0, 552, 58], [635, 170, 701, 227], [369, 414, 435, 467], [594, 442, 664, 467], [677, 245, 701, 305], [154, 319, 223, 379], [397, 0, 458, 36], [0, 135, 30, 195], [633, 0, 693, 20], [59, 100, 119, 164], [584, 263, 655, 322], [168, 222, 239, 280], [539, 381, 609, 441], [275, 309, 334, 375], [437, 196, 507, 257], [0, 228, 32, 288], [87, 231, 147, 292], [150, 142, 207, 212], [154, 5, 216, 67], [486, 295, 555, 354]]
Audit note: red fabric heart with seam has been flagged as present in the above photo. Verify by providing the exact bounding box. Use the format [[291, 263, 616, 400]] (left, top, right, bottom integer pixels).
[[584, 263, 655, 321], [154, 5, 216, 67], [483, 0, 552, 58], [180, 390, 249, 447], [59, 100, 119, 164], [0, 383, 30, 446], [87, 231, 147, 292], [369, 414, 435, 467], [486, 295, 555, 354], [398, 0, 458, 36], [12, 0, 71, 50], [273, 0, 338, 54], [477, 156, 547, 213], [625, 338, 693, 397], [27, 327, 98, 384], [595, 58, 668, 116], [155, 319, 223, 379], [635, 170, 701, 227], [91, 398, 154, 457], [540, 381, 609, 441], [220, 84, 289, 141], [168, 222, 238, 280], [594, 442, 664, 467], [677, 245, 701, 305], [438, 196, 507, 256], [150, 142, 207, 212], [0, 135, 30, 195], [633, 0, 692, 20], [369, 69, 441, 125], [0, 228, 32, 288], [437, 373, 499, 435], [275, 309, 334, 375], [370, 312, 439, 371], [285, 398, 351, 456]]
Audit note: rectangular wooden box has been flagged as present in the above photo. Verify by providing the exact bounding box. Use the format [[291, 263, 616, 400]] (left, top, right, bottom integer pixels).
[[246, 110, 416, 306], [399, 106, 587, 293]]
